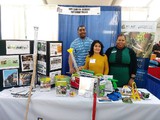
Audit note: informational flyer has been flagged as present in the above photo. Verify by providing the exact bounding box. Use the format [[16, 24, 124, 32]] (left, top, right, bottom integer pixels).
[[50, 56, 62, 70], [37, 41, 46, 55], [38, 54, 46, 62], [37, 61, 46, 75], [0, 55, 19, 70], [21, 54, 33, 71], [50, 43, 62, 56], [19, 72, 32, 86], [6, 41, 30, 54]]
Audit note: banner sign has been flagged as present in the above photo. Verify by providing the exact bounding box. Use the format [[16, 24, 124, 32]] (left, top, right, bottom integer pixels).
[[121, 21, 157, 58], [122, 21, 157, 32], [57, 6, 100, 15]]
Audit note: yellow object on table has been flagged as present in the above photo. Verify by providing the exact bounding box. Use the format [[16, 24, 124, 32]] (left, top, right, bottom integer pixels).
[[150, 54, 156, 60], [130, 82, 140, 101]]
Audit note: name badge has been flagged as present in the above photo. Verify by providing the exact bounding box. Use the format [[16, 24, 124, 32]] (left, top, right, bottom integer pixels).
[[90, 59, 96, 63], [111, 50, 117, 53]]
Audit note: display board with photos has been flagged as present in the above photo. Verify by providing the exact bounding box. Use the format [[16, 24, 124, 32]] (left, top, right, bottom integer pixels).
[[37, 40, 62, 87], [0, 40, 34, 90]]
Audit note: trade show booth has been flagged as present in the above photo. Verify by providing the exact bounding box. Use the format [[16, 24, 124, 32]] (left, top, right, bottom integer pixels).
[[0, 4, 160, 120]]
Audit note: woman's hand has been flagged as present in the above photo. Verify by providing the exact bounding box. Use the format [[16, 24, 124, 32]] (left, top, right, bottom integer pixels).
[[128, 78, 135, 87], [78, 66, 84, 71]]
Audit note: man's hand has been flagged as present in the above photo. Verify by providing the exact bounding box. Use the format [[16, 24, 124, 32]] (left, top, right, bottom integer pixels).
[[69, 67, 76, 74], [78, 66, 84, 71]]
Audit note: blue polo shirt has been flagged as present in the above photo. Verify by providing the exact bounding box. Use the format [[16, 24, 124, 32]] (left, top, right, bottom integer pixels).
[[70, 37, 93, 67]]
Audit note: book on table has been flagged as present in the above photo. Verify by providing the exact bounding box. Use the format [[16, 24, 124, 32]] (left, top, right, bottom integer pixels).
[[56, 80, 67, 96]]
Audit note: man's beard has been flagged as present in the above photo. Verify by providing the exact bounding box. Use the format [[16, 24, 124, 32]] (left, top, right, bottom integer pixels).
[[80, 35, 86, 39]]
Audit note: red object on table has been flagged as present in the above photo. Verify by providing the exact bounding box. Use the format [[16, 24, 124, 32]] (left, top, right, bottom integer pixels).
[[148, 67, 160, 79], [70, 77, 80, 89]]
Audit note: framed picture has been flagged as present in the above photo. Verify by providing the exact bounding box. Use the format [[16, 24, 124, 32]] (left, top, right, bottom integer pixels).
[[3, 69, 18, 87]]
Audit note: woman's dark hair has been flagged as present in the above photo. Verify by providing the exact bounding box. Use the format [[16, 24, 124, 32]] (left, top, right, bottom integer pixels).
[[89, 40, 104, 57]]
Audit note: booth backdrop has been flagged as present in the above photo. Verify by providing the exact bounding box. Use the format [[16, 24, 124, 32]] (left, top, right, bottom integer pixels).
[[58, 6, 121, 74]]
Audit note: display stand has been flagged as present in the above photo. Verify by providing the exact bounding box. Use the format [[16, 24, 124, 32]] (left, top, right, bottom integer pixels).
[[37, 40, 63, 87], [0, 39, 34, 90], [135, 58, 149, 88]]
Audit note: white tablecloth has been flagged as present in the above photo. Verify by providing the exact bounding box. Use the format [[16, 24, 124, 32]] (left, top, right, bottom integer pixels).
[[0, 87, 160, 120]]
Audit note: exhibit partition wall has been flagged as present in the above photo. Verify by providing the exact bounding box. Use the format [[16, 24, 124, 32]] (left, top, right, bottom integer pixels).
[[121, 21, 157, 88], [0, 6, 1, 39], [58, 6, 121, 74], [37, 40, 63, 87], [0, 40, 34, 90]]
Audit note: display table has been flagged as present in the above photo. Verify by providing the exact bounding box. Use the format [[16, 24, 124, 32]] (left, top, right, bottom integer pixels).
[[148, 67, 160, 79], [0, 87, 160, 120], [146, 73, 160, 99]]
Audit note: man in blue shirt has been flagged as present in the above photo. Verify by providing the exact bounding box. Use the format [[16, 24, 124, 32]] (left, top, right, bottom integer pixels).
[[69, 25, 93, 73]]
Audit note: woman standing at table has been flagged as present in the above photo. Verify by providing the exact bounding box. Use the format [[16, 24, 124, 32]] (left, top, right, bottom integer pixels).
[[79, 40, 109, 75], [105, 33, 137, 87]]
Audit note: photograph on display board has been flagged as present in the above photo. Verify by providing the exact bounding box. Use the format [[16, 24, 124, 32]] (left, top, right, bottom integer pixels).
[[38, 54, 46, 62], [6, 41, 30, 54], [21, 54, 33, 71], [37, 61, 46, 75], [50, 43, 62, 56], [121, 21, 156, 58], [50, 56, 62, 71], [0, 55, 19, 70], [3, 69, 18, 87], [19, 72, 32, 86], [37, 41, 46, 55], [124, 32, 155, 58], [50, 70, 61, 85]]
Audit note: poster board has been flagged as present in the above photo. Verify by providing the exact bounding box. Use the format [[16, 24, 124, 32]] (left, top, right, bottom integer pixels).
[[0, 40, 34, 90], [37, 40, 63, 87], [121, 21, 157, 58]]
